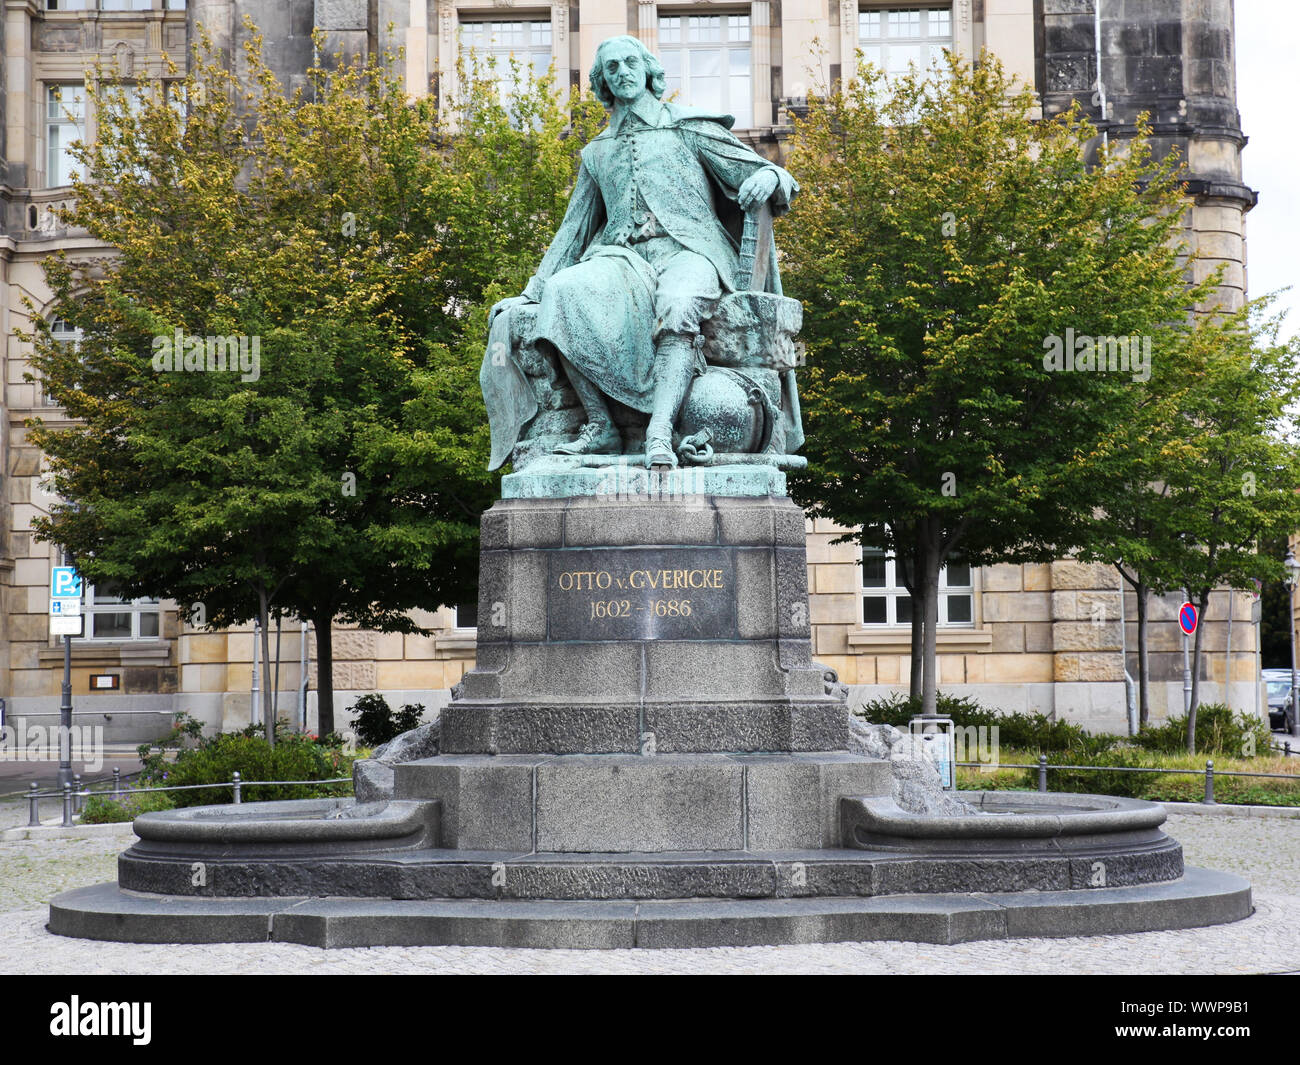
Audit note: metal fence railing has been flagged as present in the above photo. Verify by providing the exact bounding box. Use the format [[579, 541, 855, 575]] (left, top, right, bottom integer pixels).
[[957, 754, 1300, 806], [22, 768, 352, 829]]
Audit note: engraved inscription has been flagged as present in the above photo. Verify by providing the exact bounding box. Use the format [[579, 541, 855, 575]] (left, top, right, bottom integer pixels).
[[549, 549, 736, 640]]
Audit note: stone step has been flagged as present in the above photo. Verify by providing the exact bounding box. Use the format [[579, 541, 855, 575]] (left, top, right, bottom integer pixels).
[[116, 837, 1183, 900], [50, 867, 1253, 948]]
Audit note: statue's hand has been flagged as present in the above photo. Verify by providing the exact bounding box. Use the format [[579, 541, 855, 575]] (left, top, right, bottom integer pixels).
[[489, 294, 532, 327], [737, 168, 779, 211]]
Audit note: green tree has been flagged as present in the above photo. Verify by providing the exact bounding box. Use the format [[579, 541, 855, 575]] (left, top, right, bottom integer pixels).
[[782, 52, 1217, 715], [26, 28, 601, 737], [1073, 300, 1300, 735], [1156, 305, 1300, 748]]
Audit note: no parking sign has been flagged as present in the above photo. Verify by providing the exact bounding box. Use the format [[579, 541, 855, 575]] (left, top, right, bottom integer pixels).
[[1178, 602, 1198, 636]]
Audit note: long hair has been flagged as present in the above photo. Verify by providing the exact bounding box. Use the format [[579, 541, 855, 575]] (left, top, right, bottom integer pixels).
[[588, 36, 666, 109]]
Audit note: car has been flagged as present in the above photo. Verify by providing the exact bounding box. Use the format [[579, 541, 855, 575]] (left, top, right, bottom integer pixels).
[[1263, 669, 1297, 732]]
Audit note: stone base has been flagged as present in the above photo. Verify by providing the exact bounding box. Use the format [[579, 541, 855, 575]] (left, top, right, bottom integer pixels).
[[50, 868, 1252, 948], [501, 460, 789, 499], [393, 753, 889, 852], [458, 495, 842, 753], [439, 699, 849, 754], [115, 840, 1185, 900]]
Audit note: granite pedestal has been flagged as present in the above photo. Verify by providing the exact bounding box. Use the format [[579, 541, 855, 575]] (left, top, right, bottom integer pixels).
[[48, 494, 1252, 947]]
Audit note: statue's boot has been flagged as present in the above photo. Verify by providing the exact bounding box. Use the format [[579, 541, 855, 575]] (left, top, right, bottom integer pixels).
[[554, 356, 621, 456], [645, 334, 697, 469], [555, 420, 621, 456]]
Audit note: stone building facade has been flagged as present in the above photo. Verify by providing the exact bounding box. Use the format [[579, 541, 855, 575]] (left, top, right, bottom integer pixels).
[[0, 0, 1274, 741]]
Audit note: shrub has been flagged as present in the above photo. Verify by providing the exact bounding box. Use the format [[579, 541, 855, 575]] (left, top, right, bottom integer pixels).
[[853, 691, 1117, 754], [348, 693, 426, 748], [1132, 704, 1272, 757], [139, 730, 356, 807], [1042, 747, 1162, 798], [79, 788, 175, 824], [136, 711, 206, 779]]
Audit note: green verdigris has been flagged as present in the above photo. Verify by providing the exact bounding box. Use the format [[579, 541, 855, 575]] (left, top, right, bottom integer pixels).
[[481, 35, 806, 482]]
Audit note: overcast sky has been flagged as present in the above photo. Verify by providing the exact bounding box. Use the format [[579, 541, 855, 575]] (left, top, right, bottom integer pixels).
[[1235, 2, 1297, 341]]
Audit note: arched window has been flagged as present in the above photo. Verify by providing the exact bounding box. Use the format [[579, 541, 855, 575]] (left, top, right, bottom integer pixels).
[[42, 316, 82, 407]]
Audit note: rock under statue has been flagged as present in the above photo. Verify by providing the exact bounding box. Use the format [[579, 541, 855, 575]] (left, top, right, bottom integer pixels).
[[482, 34, 805, 473]]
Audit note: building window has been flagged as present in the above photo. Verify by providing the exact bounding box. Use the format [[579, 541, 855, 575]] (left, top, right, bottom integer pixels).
[[46, 84, 85, 188], [459, 20, 553, 111], [860, 545, 973, 627], [453, 603, 477, 630], [42, 317, 82, 406], [86, 582, 160, 640], [45, 1, 91, 10], [100, 0, 155, 10], [659, 13, 753, 130], [858, 6, 953, 78]]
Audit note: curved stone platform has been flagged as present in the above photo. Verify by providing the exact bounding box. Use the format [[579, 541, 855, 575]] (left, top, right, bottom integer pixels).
[[46, 786, 1250, 947], [130, 798, 440, 856], [115, 842, 1183, 899], [48, 868, 1252, 948]]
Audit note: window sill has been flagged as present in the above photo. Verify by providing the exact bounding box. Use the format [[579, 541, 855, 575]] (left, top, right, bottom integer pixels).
[[436, 632, 478, 655], [846, 628, 993, 654], [38, 640, 171, 667]]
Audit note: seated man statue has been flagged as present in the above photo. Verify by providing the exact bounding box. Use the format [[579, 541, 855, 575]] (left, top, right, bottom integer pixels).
[[485, 33, 804, 471]]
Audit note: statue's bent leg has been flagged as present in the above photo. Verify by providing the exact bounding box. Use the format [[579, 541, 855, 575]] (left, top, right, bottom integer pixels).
[[644, 334, 699, 468], [643, 247, 721, 468], [553, 354, 622, 455], [529, 254, 657, 456]]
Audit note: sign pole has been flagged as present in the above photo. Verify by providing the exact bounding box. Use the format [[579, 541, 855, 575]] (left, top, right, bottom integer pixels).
[[1178, 601, 1198, 717], [1285, 550, 1300, 741], [50, 555, 83, 790], [59, 632, 73, 789]]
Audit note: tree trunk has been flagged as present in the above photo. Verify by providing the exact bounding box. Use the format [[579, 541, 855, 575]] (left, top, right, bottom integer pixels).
[[257, 586, 274, 747], [918, 528, 942, 717], [908, 583, 924, 697], [1135, 581, 1150, 728], [1186, 588, 1211, 753], [314, 614, 335, 738]]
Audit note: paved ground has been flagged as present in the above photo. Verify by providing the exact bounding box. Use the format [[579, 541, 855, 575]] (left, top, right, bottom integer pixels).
[[0, 799, 1295, 974]]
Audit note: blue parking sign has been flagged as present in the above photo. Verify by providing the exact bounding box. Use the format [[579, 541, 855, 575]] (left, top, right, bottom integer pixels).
[[51, 566, 82, 599]]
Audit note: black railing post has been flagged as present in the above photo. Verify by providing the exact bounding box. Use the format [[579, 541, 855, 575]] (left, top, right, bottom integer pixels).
[[1038, 753, 1048, 793], [27, 782, 40, 827], [232, 771, 242, 804], [61, 781, 74, 827], [1203, 760, 1216, 805]]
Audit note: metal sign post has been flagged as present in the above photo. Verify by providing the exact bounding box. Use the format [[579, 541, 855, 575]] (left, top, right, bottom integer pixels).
[[49, 563, 82, 789], [1179, 602, 1198, 716], [1286, 550, 1300, 742]]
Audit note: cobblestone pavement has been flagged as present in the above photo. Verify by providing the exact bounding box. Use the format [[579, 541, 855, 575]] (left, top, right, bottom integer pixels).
[[0, 804, 1295, 974]]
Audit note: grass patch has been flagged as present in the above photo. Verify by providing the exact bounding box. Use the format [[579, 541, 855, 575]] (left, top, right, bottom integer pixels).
[[957, 748, 1300, 806]]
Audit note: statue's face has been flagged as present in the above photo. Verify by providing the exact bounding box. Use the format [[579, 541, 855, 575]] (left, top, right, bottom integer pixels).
[[599, 41, 648, 103]]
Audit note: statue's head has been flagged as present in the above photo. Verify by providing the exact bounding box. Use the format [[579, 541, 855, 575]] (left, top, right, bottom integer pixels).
[[589, 35, 666, 109]]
